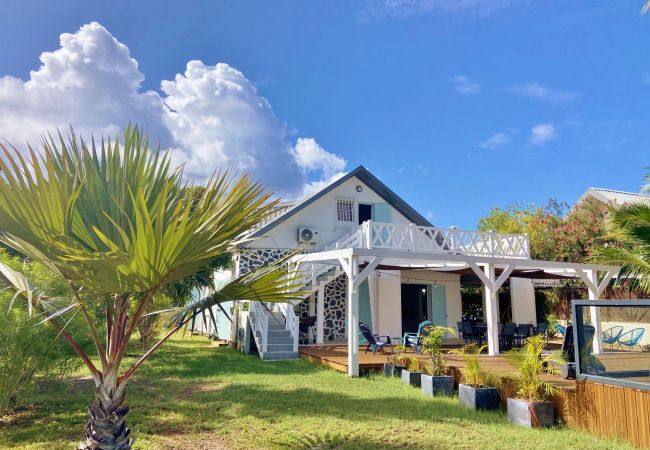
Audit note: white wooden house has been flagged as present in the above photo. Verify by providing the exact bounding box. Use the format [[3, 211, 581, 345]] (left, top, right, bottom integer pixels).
[[212, 165, 619, 369]]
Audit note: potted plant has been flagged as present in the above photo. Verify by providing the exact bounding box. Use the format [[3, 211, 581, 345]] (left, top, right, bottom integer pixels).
[[450, 344, 500, 410], [401, 357, 424, 387], [420, 326, 455, 396], [383, 345, 407, 377], [504, 335, 565, 428]]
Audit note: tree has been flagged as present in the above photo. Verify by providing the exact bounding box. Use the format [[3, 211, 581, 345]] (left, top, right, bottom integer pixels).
[[593, 176, 650, 293], [0, 126, 304, 450]]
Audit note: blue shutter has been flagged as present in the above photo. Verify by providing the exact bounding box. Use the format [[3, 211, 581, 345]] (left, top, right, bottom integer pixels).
[[373, 203, 392, 223]]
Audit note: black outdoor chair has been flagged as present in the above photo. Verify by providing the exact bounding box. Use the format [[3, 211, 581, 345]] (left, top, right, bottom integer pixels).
[[359, 322, 393, 355], [499, 322, 517, 351], [461, 322, 480, 345], [534, 322, 549, 340], [299, 315, 317, 345], [457, 321, 465, 341], [559, 324, 601, 379], [515, 324, 534, 347]]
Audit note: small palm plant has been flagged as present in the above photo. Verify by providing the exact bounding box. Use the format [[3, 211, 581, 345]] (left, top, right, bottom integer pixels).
[[450, 344, 498, 388], [420, 326, 454, 376], [505, 335, 565, 402]]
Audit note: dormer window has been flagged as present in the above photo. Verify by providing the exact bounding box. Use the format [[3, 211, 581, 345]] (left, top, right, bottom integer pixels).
[[336, 199, 354, 222]]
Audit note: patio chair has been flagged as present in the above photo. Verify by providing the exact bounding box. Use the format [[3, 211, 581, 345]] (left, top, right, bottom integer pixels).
[[617, 328, 645, 351], [555, 323, 567, 337], [403, 320, 433, 353], [460, 322, 484, 345], [534, 322, 548, 340], [456, 321, 465, 341], [359, 322, 393, 355], [602, 325, 624, 349], [514, 324, 534, 347], [499, 322, 517, 351]]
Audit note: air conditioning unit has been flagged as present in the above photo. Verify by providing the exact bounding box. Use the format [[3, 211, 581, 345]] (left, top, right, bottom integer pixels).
[[298, 227, 320, 244]]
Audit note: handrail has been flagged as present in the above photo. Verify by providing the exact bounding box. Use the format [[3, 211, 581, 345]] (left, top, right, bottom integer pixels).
[[249, 301, 268, 354], [278, 302, 299, 352]]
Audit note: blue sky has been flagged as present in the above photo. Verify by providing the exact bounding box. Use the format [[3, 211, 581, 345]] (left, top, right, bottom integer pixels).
[[0, 0, 648, 228]]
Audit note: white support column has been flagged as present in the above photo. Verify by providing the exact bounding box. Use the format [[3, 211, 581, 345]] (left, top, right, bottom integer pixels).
[[586, 269, 604, 354], [347, 255, 360, 377], [316, 285, 325, 344], [483, 264, 500, 356], [368, 272, 378, 332]]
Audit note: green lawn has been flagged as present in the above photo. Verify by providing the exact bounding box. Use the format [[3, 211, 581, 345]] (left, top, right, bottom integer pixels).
[[0, 336, 633, 450]]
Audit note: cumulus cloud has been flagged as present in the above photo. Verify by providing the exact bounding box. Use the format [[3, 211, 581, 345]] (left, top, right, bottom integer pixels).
[[478, 131, 510, 150], [529, 123, 558, 146], [293, 138, 346, 179], [450, 75, 481, 95], [0, 22, 345, 199], [507, 82, 578, 103], [360, 0, 521, 20]]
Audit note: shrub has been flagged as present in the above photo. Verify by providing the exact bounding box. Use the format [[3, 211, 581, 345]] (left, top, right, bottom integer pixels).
[[505, 335, 565, 402], [449, 344, 498, 387], [0, 251, 85, 412], [406, 357, 421, 373], [420, 325, 454, 376]]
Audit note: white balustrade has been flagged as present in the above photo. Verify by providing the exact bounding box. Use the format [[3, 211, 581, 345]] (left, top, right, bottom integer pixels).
[[365, 222, 530, 259]]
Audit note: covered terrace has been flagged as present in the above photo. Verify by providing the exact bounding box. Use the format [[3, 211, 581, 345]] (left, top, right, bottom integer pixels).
[[292, 220, 620, 377]]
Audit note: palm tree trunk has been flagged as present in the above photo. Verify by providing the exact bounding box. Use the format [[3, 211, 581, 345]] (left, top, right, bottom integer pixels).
[[79, 380, 131, 450]]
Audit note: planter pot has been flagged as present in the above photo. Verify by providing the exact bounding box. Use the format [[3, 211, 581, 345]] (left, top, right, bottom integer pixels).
[[458, 384, 500, 411], [507, 398, 555, 428], [401, 369, 423, 387], [383, 363, 404, 377], [421, 374, 454, 396]]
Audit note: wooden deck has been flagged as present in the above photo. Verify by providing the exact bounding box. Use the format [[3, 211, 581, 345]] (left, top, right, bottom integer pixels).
[[298, 344, 575, 387]]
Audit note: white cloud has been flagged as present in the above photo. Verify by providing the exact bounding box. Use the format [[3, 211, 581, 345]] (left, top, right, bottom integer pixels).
[[293, 138, 346, 179], [360, 0, 521, 20], [529, 123, 558, 146], [0, 22, 345, 199], [479, 132, 510, 150], [507, 82, 578, 103], [451, 75, 481, 95]]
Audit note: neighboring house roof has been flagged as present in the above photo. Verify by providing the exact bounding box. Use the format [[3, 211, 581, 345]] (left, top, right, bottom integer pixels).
[[247, 165, 433, 240], [577, 187, 650, 207]]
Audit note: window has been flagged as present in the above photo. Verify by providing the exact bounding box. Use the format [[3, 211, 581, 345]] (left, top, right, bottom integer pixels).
[[336, 199, 354, 222]]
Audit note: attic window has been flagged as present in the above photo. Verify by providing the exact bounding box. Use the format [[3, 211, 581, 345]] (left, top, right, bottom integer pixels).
[[337, 199, 354, 222]]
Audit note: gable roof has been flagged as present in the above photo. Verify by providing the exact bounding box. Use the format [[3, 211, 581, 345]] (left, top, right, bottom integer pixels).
[[577, 187, 650, 207], [248, 165, 432, 239]]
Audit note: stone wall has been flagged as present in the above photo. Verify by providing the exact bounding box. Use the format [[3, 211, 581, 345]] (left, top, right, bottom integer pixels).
[[237, 248, 291, 275], [323, 274, 347, 341]]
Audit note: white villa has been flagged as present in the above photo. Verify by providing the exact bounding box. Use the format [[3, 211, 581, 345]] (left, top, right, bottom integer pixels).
[[206, 166, 619, 376]]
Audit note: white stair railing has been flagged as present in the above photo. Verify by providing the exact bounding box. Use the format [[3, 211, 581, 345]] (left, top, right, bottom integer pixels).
[[278, 302, 300, 352], [249, 301, 268, 354]]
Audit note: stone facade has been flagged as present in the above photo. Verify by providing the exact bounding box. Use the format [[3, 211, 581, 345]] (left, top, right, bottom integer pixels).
[[323, 274, 347, 341], [237, 249, 291, 275], [237, 248, 347, 343]]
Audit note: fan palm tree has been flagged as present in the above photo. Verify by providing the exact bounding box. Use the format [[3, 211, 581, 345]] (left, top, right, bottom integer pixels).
[[0, 125, 305, 450]]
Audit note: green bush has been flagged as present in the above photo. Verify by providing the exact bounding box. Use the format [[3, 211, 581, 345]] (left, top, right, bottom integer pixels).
[[0, 251, 86, 412]]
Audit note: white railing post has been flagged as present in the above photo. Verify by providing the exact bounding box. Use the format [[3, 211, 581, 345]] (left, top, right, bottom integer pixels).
[[364, 220, 373, 249], [449, 226, 457, 253], [488, 230, 496, 257], [262, 310, 268, 353]]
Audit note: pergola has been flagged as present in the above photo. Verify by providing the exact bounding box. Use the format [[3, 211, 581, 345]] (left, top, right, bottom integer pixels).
[[292, 223, 620, 377]]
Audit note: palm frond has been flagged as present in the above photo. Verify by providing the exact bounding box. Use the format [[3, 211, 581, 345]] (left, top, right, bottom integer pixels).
[[0, 125, 280, 295], [165, 255, 307, 327]]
